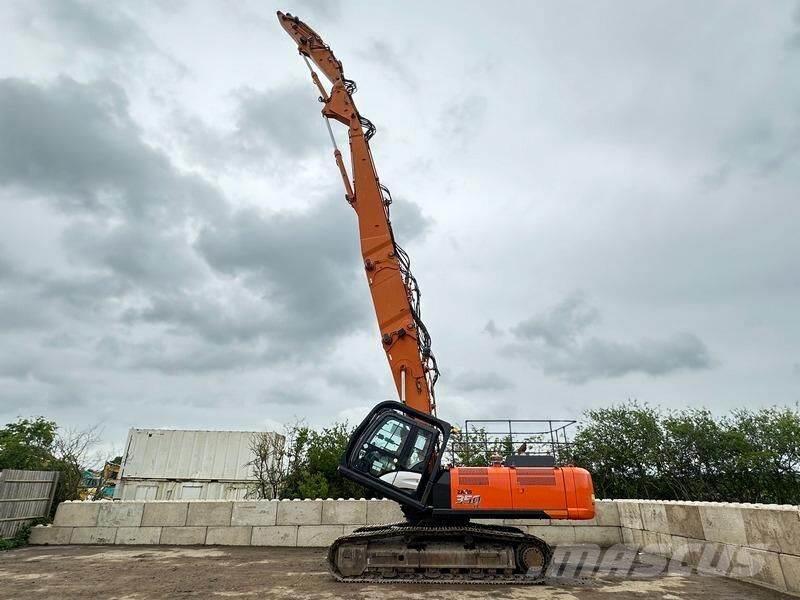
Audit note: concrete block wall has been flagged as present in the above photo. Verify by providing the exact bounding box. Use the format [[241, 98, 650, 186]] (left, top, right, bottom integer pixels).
[[30, 497, 800, 597], [617, 500, 800, 596], [30, 498, 621, 548]]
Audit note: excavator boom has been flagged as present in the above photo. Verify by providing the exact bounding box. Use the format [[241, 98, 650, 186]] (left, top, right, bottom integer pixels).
[[278, 11, 438, 416]]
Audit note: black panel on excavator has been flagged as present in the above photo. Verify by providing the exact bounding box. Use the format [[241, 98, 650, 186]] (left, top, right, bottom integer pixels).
[[430, 470, 450, 509], [504, 454, 556, 467]]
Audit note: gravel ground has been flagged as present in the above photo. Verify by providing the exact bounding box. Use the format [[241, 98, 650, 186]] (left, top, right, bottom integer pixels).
[[0, 545, 791, 599]]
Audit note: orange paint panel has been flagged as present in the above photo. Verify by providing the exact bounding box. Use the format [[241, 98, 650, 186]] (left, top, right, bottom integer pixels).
[[510, 467, 568, 516], [450, 467, 513, 510], [449, 466, 595, 519]]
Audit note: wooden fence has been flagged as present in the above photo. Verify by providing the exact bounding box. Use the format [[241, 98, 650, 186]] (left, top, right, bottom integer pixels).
[[0, 470, 60, 539]]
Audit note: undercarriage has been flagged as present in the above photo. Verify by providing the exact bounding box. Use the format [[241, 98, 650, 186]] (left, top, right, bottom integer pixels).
[[327, 520, 552, 585]]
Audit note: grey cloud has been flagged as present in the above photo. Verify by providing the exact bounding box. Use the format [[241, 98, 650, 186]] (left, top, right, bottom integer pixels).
[[62, 221, 206, 289], [195, 197, 365, 345], [789, 2, 800, 48], [172, 85, 329, 168], [359, 41, 417, 88], [710, 117, 800, 183], [281, 0, 342, 23], [0, 291, 53, 332], [192, 196, 432, 353], [512, 292, 599, 349], [95, 335, 263, 375], [324, 368, 380, 396], [14, 0, 155, 55], [0, 77, 222, 222], [234, 85, 328, 159], [535, 332, 712, 384], [449, 371, 514, 393], [37, 273, 129, 315], [11, 0, 185, 76], [124, 292, 273, 346], [504, 294, 713, 384], [129, 343, 258, 375], [439, 94, 488, 142], [387, 195, 432, 244], [483, 320, 503, 338], [262, 387, 318, 407]]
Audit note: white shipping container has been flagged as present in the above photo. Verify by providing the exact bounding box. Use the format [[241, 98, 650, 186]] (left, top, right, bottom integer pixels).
[[120, 429, 282, 481], [118, 479, 253, 501]]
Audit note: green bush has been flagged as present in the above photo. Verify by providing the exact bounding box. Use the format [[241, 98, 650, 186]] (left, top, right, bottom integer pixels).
[[566, 402, 800, 503], [0, 518, 49, 551]]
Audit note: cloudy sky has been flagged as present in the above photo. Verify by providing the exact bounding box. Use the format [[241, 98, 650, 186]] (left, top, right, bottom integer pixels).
[[1, 1, 799, 450]]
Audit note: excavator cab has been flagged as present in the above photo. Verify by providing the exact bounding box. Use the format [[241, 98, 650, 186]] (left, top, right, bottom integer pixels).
[[339, 401, 451, 514]]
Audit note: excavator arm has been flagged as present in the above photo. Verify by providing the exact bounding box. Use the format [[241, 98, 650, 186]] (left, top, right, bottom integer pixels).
[[278, 11, 438, 415]]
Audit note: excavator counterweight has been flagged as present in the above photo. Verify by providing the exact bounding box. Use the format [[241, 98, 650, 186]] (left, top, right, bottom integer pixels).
[[276, 10, 595, 583]]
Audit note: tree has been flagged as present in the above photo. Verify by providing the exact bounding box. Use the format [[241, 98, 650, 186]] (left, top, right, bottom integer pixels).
[[567, 402, 665, 499], [248, 431, 287, 499], [50, 425, 101, 505], [448, 427, 517, 467], [566, 401, 800, 504], [281, 422, 371, 499], [0, 417, 104, 513], [0, 417, 57, 471]]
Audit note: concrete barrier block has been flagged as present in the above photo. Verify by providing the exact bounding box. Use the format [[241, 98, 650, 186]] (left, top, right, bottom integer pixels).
[[617, 502, 643, 530], [472, 518, 504, 526], [252, 525, 298, 546], [342, 525, 361, 536], [676, 539, 731, 575], [665, 504, 704, 539], [594, 502, 621, 527], [70, 527, 117, 544], [779, 553, 800, 594], [735, 547, 787, 592], [528, 526, 576, 545], [54, 502, 101, 527], [642, 531, 672, 558], [554, 503, 618, 527], [232, 501, 277, 526], [553, 518, 595, 527], [640, 503, 669, 535], [206, 526, 252, 546], [629, 528, 644, 547], [504, 518, 551, 526], [98, 502, 144, 527], [142, 502, 188, 527], [186, 502, 233, 527], [366, 500, 403, 525], [576, 526, 622, 547], [699, 505, 747, 546], [277, 500, 322, 525], [743, 507, 800, 555], [621, 527, 634, 546], [29, 526, 72, 545], [297, 525, 345, 547], [669, 536, 703, 567], [115, 527, 161, 545], [160, 527, 207, 545], [322, 499, 366, 525]]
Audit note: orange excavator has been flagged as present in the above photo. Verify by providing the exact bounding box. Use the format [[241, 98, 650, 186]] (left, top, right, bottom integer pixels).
[[278, 12, 595, 583]]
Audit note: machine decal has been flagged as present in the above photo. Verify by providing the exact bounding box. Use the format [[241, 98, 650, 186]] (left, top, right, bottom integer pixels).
[[456, 488, 481, 505]]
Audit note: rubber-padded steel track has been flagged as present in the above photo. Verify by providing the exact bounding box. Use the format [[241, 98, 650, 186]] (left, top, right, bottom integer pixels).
[[327, 521, 552, 585]]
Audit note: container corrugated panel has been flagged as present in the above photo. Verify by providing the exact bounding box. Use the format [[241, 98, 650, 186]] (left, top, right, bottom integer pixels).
[[118, 479, 253, 501], [120, 429, 281, 481]]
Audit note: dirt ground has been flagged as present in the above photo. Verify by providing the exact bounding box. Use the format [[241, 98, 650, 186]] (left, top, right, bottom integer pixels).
[[0, 545, 791, 599]]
